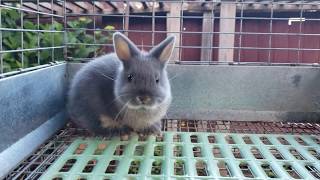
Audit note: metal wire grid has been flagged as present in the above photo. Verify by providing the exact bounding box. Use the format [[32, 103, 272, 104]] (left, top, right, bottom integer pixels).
[[3, 126, 90, 180], [4, 119, 320, 179], [0, 0, 65, 77], [0, 0, 320, 77], [162, 119, 320, 135], [63, 0, 320, 65]]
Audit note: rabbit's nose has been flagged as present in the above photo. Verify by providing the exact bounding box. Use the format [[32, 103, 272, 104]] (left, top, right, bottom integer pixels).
[[136, 96, 152, 104]]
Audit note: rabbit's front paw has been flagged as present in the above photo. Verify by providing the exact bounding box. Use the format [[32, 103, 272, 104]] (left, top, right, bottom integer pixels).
[[136, 122, 162, 136]]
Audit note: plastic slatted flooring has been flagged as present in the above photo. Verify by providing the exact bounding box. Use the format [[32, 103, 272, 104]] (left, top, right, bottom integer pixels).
[[41, 132, 320, 180]]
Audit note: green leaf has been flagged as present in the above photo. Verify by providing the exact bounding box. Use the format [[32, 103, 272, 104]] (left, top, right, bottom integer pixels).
[[67, 32, 78, 43], [67, 21, 79, 28], [40, 50, 51, 63], [104, 25, 115, 30], [24, 20, 36, 29], [73, 45, 96, 58], [52, 21, 63, 31], [78, 17, 92, 27], [15, 61, 22, 68], [84, 34, 94, 43], [3, 33, 22, 50], [40, 23, 51, 30], [24, 32, 38, 48], [53, 33, 64, 46], [96, 36, 108, 44], [54, 48, 64, 61], [3, 61, 12, 72], [40, 32, 53, 47], [3, 53, 15, 62], [6, 9, 19, 21], [94, 31, 101, 36]]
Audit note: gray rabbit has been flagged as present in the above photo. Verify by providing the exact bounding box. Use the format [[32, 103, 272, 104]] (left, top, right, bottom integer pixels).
[[67, 32, 175, 136]]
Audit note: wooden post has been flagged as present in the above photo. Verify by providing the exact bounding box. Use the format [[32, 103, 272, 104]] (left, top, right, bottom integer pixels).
[[201, 11, 214, 61], [167, 3, 181, 62], [218, 2, 236, 62], [124, 2, 130, 36]]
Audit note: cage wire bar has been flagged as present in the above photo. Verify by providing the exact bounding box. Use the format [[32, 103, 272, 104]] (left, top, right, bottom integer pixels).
[[0, 0, 65, 78], [60, 0, 320, 65], [0, 0, 319, 74]]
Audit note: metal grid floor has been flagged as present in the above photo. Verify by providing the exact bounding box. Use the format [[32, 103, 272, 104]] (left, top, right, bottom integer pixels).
[[4, 120, 320, 180]]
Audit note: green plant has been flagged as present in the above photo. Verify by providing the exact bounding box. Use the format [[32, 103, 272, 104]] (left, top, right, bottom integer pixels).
[[67, 17, 114, 59], [1, 9, 64, 72], [67, 17, 96, 59], [2, 8, 20, 29], [39, 21, 64, 64], [2, 9, 21, 72], [1, 10, 115, 73]]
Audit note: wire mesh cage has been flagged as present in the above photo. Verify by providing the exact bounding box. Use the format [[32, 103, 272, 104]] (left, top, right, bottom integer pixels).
[[1, 0, 320, 77], [0, 0, 320, 179], [64, 0, 320, 65], [0, 0, 65, 77]]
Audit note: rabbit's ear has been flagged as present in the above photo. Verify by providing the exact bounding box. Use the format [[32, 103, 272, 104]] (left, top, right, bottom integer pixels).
[[113, 32, 140, 62], [149, 35, 176, 64]]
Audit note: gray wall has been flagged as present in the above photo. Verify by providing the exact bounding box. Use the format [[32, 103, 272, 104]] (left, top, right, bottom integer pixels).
[[68, 63, 320, 122], [0, 64, 68, 178], [0, 64, 68, 151]]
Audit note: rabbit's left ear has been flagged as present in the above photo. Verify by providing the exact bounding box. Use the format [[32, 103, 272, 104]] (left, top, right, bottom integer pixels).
[[113, 32, 140, 62], [149, 36, 176, 63]]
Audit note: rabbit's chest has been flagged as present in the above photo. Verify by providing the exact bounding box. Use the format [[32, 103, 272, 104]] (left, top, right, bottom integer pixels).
[[122, 107, 166, 130]]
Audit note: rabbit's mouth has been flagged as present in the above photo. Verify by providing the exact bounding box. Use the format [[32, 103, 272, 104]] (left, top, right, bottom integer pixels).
[[126, 98, 160, 110], [127, 103, 157, 110], [125, 95, 159, 109], [117, 94, 166, 110]]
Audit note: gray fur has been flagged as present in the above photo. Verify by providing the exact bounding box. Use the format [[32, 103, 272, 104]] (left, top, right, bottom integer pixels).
[[67, 32, 175, 136]]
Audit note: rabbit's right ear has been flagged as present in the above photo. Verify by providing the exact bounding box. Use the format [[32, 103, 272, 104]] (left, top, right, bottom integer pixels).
[[113, 32, 140, 62]]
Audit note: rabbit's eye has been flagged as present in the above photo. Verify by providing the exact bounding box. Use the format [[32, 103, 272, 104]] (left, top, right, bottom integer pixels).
[[127, 74, 133, 82], [155, 78, 159, 83]]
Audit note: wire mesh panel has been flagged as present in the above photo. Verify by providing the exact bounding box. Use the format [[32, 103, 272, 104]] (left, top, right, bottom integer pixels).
[[163, 120, 320, 135], [62, 0, 320, 65], [0, 0, 65, 77], [1, 0, 320, 76], [39, 132, 320, 179]]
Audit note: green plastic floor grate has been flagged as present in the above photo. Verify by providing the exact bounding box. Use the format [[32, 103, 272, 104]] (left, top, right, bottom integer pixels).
[[40, 132, 320, 180]]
